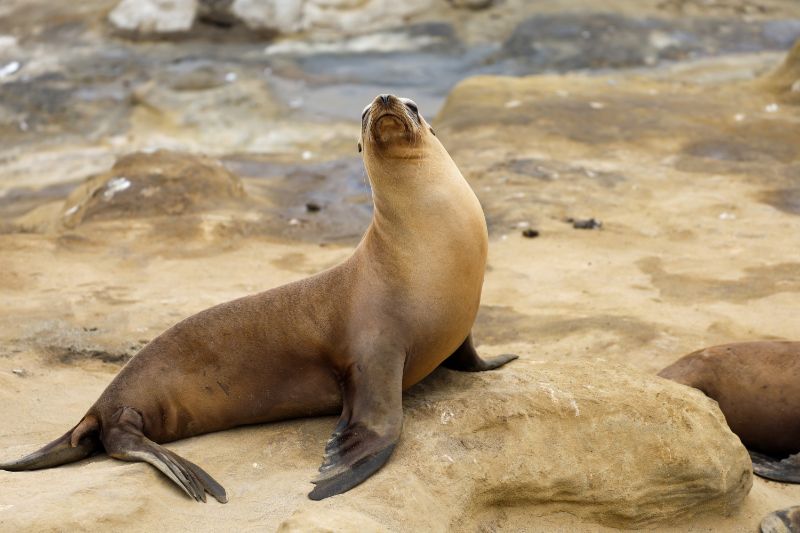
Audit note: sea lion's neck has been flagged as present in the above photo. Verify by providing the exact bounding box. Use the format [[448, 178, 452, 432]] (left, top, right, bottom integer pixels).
[[360, 147, 488, 270], [366, 149, 462, 226]]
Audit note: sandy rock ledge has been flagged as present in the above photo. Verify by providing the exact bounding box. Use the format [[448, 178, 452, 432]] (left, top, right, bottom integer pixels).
[[0, 361, 751, 531], [280, 361, 751, 531]]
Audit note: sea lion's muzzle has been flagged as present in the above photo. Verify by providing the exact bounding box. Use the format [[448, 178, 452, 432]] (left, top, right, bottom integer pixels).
[[367, 94, 415, 145]]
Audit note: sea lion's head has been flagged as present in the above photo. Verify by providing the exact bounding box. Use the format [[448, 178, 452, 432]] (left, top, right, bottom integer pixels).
[[359, 94, 436, 160]]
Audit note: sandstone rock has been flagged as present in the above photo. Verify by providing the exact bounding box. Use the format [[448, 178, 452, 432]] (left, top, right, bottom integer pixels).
[[375, 361, 752, 529], [59, 150, 245, 228], [0, 361, 752, 530], [277, 508, 389, 532], [275, 361, 753, 530], [109, 0, 198, 34]]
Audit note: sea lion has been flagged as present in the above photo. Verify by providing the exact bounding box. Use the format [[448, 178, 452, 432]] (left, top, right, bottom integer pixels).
[[760, 506, 800, 533], [0, 94, 517, 502], [658, 341, 800, 483]]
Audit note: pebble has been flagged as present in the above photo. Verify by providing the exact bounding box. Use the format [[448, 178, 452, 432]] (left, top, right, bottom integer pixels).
[[567, 217, 602, 230], [0, 61, 20, 78]]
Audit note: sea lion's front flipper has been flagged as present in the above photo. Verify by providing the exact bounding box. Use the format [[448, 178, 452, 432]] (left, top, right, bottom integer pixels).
[[308, 352, 403, 501], [760, 505, 800, 533], [102, 407, 227, 503], [751, 450, 800, 483], [442, 334, 518, 372]]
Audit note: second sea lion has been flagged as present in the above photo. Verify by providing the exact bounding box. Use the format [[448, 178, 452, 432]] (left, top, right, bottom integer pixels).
[[659, 341, 800, 483]]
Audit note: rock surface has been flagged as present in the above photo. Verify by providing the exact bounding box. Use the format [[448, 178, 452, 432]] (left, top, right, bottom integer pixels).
[[0, 361, 751, 530], [110, 0, 436, 36], [285, 362, 752, 530], [109, 0, 198, 34], [2, 1, 800, 531], [58, 150, 245, 228]]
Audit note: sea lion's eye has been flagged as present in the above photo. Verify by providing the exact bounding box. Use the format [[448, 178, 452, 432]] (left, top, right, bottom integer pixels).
[[361, 104, 370, 121], [404, 101, 418, 115]]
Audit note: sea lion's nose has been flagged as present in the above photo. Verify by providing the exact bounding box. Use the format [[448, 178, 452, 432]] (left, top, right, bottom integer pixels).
[[379, 94, 391, 106]]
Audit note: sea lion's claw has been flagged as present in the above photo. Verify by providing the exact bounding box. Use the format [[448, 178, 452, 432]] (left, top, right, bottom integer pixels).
[[751, 451, 800, 484], [309, 443, 396, 501], [103, 407, 228, 503], [442, 334, 519, 372], [323, 417, 350, 454], [760, 505, 800, 533]]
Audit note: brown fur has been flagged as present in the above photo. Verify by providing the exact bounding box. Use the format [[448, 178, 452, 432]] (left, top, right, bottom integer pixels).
[[659, 341, 800, 456], [1, 94, 516, 502]]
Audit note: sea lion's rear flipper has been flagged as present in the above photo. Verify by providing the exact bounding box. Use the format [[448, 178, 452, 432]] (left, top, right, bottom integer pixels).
[[309, 353, 404, 501], [751, 450, 800, 484], [0, 415, 100, 471], [760, 505, 800, 533], [442, 334, 518, 372], [102, 406, 227, 503]]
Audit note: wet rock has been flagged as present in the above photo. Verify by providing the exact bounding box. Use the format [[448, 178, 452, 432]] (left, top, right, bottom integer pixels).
[[59, 150, 245, 228], [500, 14, 800, 71], [109, 0, 198, 34], [222, 155, 372, 244], [521, 228, 539, 238]]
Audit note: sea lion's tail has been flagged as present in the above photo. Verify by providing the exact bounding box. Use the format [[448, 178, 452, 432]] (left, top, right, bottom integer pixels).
[[0, 414, 101, 471]]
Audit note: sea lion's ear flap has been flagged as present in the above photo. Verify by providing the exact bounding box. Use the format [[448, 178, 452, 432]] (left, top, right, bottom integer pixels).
[[357, 142, 362, 153], [429, 127, 436, 136]]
